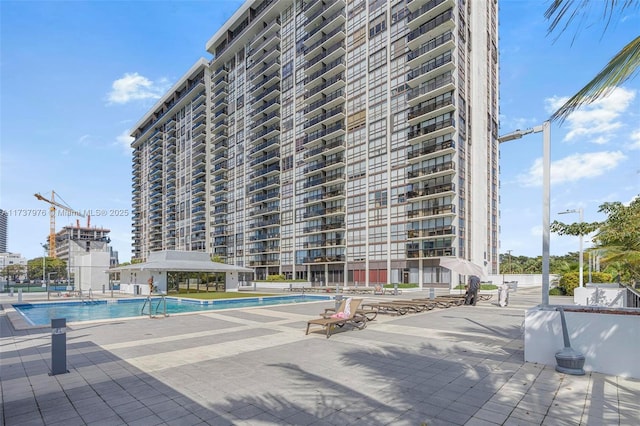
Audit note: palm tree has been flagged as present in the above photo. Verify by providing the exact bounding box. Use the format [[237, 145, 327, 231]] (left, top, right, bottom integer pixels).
[[545, 0, 640, 121]]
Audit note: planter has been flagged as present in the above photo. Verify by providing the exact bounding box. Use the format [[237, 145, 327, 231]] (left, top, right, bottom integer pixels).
[[525, 305, 640, 379]]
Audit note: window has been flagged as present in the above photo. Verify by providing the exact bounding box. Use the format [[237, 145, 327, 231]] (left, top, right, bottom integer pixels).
[[369, 12, 387, 39], [370, 190, 388, 207]]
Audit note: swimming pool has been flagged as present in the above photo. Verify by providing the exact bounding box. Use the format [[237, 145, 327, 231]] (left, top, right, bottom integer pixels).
[[13, 295, 331, 326]]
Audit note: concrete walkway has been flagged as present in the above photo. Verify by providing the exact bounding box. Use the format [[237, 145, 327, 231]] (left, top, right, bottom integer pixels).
[[1, 288, 638, 425]]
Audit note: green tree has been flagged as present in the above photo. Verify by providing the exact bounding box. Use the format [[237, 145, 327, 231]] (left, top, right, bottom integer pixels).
[[26, 257, 67, 281], [1, 264, 26, 281], [552, 197, 640, 284], [545, 1, 640, 121]]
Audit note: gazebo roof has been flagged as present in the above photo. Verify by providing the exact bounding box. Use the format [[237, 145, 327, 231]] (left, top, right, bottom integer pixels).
[[110, 251, 253, 274]]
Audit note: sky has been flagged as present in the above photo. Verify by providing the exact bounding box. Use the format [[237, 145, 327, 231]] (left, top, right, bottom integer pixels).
[[1, 0, 638, 263]]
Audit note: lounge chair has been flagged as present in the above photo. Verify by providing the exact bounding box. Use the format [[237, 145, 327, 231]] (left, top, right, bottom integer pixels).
[[306, 298, 367, 338], [391, 300, 437, 310], [362, 302, 410, 315], [322, 304, 378, 321], [411, 297, 459, 308]]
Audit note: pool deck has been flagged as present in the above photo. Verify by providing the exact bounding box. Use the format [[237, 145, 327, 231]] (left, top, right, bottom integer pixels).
[[1, 288, 638, 425]]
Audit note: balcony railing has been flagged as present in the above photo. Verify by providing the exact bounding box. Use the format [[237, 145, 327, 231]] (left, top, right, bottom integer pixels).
[[407, 118, 455, 140]]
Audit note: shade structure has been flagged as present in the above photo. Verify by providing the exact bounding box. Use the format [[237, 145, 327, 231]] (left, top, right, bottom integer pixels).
[[439, 257, 486, 278]]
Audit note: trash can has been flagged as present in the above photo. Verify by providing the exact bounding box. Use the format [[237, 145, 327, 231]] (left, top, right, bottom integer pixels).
[[498, 283, 509, 307]]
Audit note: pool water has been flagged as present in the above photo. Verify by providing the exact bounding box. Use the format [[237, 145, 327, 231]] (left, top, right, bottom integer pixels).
[[13, 295, 331, 326]]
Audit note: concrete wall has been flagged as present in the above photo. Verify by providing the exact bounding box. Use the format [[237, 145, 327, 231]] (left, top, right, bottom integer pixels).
[[76, 252, 110, 292], [574, 285, 625, 307], [524, 307, 640, 378], [486, 274, 560, 288], [119, 270, 166, 295]]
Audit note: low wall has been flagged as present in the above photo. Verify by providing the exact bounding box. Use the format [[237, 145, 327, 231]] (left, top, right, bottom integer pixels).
[[240, 281, 313, 291], [524, 306, 640, 378], [574, 285, 625, 307], [486, 274, 560, 288]]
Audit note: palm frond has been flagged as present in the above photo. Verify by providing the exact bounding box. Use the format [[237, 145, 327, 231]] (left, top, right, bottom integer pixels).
[[551, 36, 640, 122], [545, 0, 638, 42]]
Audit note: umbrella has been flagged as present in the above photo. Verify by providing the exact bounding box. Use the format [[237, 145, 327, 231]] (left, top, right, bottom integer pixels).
[[439, 257, 486, 278]]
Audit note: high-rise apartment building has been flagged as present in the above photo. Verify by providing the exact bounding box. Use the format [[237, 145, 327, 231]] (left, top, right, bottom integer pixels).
[[0, 209, 7, 253], [131, 0, 499, 287]]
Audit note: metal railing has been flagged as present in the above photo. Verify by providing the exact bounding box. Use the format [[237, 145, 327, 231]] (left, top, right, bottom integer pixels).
[[621, 284, 640, 308]]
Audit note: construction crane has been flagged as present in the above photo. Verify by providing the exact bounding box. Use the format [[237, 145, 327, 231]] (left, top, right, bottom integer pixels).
[[34, 191, 85, 258]]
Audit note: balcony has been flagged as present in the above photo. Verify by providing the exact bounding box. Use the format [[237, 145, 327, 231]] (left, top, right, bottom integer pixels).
[[407, 30, 454, 68], [407, 138, 455, 161], [250, 163, 280, 180], [304, 87, 344, 115], [306, 7, 345, 43], [407, 52, 455, 88], [407, 95, 455, 125], [304, 106, 345, 133], [303, 188, 345, 205], [406, 182, 455, 200], [304, 136, 344, 161], [407, 203, 455, 219], [407, 0, 454, 29], [407, 8, 455, 50], [305, 41, 345, 75], [303, 121, 345, 147], [407, 161, 455, 180], [407, 72, 455, 105], [304, 25, 344, 57], [407, 118, 455, 144], [305, 57, 345, 83], [303, 170, 345, 190], [407, 225, 455, 239], [303, 154, 345, 175]]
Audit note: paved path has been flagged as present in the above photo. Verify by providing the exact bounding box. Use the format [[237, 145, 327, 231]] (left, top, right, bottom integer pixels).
[[1, 288, 638, 425]]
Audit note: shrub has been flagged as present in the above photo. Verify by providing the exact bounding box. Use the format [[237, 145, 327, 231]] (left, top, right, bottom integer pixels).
[[590, 271, 613, 283], [559, 272, 579, 296], [382, 283, 419, 289], [548, 287, 564, 296], [266, 274, 286, 281]]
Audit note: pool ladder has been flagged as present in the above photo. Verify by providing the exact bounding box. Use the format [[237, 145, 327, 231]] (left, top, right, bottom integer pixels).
[[141, 295, 168, 318], [81, 288, 98, 304]]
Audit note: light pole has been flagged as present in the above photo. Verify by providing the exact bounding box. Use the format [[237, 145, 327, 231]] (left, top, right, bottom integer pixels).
[[558, 208, 584, 288], [498, 121, 551, 306], [40, 243, 47, 283]]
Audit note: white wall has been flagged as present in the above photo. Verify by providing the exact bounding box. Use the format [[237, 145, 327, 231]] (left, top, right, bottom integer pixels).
[[486, 274, 560, 287], [524, 307, 640, 378], [119, 270, 166, 295], [76, 252, 110, 292], [574, 285, 625, 307]]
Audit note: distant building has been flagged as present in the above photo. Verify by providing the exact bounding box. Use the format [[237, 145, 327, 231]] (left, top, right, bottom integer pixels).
[[53, 223, 111, 281], [109, 246, 119, 267], [0, 210, 7, 253], [0, 252, 27, 281]]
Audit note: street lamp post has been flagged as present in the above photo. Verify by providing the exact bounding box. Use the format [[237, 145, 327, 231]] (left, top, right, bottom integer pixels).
[[498, 121, 551, 306], [558, 208, 584, 288], [40, 243, 47, 284]]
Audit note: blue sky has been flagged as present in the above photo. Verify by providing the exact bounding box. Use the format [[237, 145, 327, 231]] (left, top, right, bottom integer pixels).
[[1, 1, 638, 263]]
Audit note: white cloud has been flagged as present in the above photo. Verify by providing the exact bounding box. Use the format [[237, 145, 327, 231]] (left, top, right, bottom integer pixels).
[[115, 129, 134, 154], [629, 129, 640, 150], [545, 88, 637, 144], [107, 73, 169, 104], [517, 151, 627, 187], [77, 134, 103, 147]]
